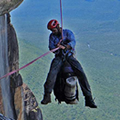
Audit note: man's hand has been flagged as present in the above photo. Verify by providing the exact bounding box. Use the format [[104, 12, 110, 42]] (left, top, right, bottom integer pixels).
[[57, 43, 72, 50], [57, 44, 65, 49]]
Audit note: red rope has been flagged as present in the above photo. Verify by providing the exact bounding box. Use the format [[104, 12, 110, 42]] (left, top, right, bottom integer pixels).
[[0, 47, 59, 80], [60, 0, 63, 41], [0, 1, 64, 80]]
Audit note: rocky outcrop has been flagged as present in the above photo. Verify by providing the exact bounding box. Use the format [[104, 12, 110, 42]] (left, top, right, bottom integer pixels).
[[7, 13, 43, 120], [0, 0, 23, 16], [23, 83, 43, 120], [0, 0, 43, 120]]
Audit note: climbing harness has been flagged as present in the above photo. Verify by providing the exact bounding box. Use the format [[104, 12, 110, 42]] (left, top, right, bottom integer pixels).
[[0, 0, 64, 80]]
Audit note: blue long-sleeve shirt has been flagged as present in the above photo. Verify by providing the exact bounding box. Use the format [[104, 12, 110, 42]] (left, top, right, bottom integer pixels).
[[48, 29, 76, 56]]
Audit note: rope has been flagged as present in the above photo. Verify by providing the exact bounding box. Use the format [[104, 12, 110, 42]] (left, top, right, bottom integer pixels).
[[0, 47, 59, 80], [0, 0, 64, 80], [60, 0, 64, 41]]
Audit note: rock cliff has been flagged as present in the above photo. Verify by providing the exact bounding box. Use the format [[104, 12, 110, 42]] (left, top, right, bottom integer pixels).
[[0, 0, 43, 120]]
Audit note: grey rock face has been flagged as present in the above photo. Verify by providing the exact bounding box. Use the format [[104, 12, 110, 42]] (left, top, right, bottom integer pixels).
[[0, 113, 14, 120], [0, 0, 23, 15], [0, 14, 14, 119]]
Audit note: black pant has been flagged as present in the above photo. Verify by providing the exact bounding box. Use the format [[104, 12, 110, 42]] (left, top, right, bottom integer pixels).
[[44, 54, 92, 97]]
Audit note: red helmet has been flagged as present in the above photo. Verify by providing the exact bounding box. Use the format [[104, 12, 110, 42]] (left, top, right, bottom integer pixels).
[[47, 19, 59, 30]]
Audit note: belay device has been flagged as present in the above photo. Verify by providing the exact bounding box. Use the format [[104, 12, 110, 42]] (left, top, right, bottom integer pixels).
[[54, 61, 79, 104]]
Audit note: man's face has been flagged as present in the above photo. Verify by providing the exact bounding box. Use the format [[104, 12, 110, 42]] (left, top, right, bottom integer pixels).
[[51, 27, 61, 36], [51, 28, 58, 35]]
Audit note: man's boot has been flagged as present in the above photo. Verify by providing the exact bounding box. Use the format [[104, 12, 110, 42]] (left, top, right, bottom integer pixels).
[[85, 96, 97, 108], [41, 93, 51, 105]]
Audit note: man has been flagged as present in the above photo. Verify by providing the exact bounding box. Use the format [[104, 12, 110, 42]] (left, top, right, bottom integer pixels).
[[41, 19, 97, 108]]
